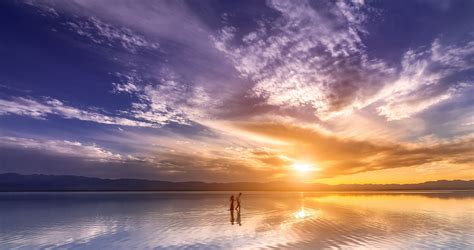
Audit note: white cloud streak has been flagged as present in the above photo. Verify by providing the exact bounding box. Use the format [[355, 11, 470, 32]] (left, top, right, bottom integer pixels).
[[112, 71, 218, 125], [0, 96, 155, 127], [64, 16, 159, 52], [26, 1, 159, 53], [375, 40, 474, 120], [0, 136, 127, 162]]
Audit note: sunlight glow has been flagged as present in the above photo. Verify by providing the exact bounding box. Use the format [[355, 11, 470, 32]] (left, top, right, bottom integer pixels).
[[296, 209, 307, 219], [292, 162, 318, 173]]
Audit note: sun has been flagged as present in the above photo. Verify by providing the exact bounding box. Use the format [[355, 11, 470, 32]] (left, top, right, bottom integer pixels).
[[292, 162, 318, 173]]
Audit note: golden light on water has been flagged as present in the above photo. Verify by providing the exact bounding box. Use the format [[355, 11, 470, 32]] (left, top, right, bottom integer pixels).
[[295, 209, 308, 219], [293, 207, 319, 219]]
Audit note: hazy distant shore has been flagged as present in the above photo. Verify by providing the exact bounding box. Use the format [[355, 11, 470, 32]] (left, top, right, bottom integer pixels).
[[1, 173, 473, 192]]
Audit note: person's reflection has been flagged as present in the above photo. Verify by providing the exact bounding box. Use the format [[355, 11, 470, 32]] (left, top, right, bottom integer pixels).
[[230, 208, 235, 225], [229, 205, 241, 226], [236, 208, 241, 226], [229, 193, 243, 225], [229, 194, 235, 225]]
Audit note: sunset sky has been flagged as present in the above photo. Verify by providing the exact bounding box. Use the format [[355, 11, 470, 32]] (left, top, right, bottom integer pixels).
[[0, 0, 473, 184]]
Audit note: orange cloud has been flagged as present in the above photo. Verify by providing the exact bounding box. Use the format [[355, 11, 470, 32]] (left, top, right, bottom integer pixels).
[[232, 121, 474, 182]]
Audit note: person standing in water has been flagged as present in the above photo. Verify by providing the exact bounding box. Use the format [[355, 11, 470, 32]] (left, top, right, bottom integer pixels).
[[235, 192, 242, 211], [229, 195, 235, 211], [229, 195, 235, 225]]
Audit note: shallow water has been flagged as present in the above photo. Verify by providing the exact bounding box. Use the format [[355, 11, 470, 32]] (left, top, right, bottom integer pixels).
[[0, 191, 473, 249]]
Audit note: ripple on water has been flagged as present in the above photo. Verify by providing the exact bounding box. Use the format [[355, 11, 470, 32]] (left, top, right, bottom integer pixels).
[[0, 192, 473, 249]]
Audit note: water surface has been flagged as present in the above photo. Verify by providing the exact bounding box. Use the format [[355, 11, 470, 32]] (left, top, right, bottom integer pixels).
[[0, 191, 473, 249]]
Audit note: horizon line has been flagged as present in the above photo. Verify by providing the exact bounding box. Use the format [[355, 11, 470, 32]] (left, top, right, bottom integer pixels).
[[1, 172, 473, 186]]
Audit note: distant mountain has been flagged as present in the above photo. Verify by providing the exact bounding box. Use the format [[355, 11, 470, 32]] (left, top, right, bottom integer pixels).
[[0, 173, 473, 191]]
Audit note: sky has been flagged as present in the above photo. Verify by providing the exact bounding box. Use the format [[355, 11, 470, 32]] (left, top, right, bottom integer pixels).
[[0, 0, 473, 184]]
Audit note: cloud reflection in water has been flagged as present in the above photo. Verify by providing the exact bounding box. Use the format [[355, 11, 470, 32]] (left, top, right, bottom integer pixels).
[[0, 191, 473, 249]]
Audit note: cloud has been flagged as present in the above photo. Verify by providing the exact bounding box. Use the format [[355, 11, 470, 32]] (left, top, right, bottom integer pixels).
[[215, 0, 474, 122], [214, 0, 394, 120], [23, 0, 474, 127], [112, 71, 218, 125], [0, 136, 127, 162], [377, 84, 457, 121], [375, 39, 474, 120], [233, 121, 474, 178], [26, 1, 242, 126], [5, 0, 473, 182], [25, 1, 159, 53], [25, 0, 212, 52], [0, 135, 279, 182], [0, 95, 155, 127], [64, 16, 159, 52], [142, 151, 277, 182]]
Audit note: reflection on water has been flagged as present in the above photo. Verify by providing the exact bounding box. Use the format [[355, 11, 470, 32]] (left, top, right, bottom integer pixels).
[[230, 207, 242, 226], [0, 191, 473, 249]]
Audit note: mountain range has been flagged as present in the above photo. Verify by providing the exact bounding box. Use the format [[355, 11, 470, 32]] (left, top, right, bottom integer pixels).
[[0, 173, 473, 191]]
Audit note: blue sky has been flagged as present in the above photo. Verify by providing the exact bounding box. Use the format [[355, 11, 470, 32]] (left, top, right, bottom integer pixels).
[[0, 0, 473, 183]]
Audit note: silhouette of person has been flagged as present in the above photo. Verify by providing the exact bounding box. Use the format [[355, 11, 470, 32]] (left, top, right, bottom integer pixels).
[[229, 195, 235, 211], [235, 192, 242, 211]]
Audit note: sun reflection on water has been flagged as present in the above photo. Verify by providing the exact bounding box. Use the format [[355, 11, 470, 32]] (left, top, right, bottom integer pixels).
[[294, 207, 319, 220], [296, 209, 307, 218]]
